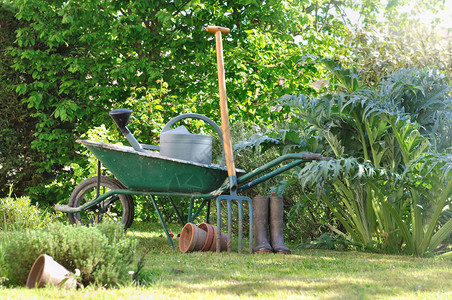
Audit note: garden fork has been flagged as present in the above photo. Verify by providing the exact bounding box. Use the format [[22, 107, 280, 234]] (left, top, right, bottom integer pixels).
[[206, 25, 253, 253]]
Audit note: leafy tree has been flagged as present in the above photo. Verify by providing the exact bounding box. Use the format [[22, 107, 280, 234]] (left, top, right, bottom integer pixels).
[[0, 2, 50, 197], [5, 0, 349, 203], [341, 0, 451, 84]]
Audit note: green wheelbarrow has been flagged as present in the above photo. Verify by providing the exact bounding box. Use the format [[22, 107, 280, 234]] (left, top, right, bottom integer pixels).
[[54, 26, 331, 252], [55, 135, 328, 252], [56, 110, 246, 247]]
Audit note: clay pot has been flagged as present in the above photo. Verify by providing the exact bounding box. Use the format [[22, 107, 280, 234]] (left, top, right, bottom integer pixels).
[[26, 254, 77, 289], [215, 226, 229, 252], [197, 222, 228, 252], [198, 222, 215, 251], [179, 222, 208, 253]]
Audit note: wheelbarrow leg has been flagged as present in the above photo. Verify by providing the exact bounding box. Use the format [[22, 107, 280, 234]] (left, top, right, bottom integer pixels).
[[96, 160, 102, 198], [206, 199, 211, 224], [150, 195, 176, 250], [187, 197, 210, 224], [187, 197, 195, 223], [168, 196, 185, 226]]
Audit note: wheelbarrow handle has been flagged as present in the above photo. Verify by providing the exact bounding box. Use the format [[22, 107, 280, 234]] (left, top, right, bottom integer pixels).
[[207, 26, 236, 181]]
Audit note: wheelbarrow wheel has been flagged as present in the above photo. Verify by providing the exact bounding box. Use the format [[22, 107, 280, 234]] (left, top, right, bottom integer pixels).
[[68, 176, 134, 229]]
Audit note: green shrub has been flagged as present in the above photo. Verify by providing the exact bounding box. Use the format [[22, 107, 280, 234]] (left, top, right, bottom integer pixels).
[[0, 3, 47, 199], [0, 194, 56, 232], [275, 65, 452, 256], [1, 222, 137, 287], [0, 242, 8, 287]]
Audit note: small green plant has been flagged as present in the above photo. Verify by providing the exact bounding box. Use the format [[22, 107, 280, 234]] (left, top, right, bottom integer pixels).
[[0, 243, 8, 287], [1, 221, 138, 287], [0, 190, 57, 232]]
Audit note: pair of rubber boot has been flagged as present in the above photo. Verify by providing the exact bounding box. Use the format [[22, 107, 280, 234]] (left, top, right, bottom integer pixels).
[[252, 193, 291, 254]]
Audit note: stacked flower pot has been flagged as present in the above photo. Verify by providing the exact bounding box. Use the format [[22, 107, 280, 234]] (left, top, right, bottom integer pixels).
[[179, 222, 228, 253]]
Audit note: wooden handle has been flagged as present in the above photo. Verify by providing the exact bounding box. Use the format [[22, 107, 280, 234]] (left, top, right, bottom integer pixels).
[[206, 26, 230, 34], [207, 26, 236, 178]]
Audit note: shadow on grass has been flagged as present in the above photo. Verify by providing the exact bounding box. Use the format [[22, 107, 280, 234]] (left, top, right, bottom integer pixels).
[[126, 222, 452, 298], [148, 253, 452, 298]]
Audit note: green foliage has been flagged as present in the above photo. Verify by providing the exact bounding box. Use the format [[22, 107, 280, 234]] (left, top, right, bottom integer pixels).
[[0, 3, 51, 198], [241, 62, 451, 256], [283, 179, 339, 243], [0, 192, 56, 232], [343, 0, 451, 84], [379, 69, 452, 153], [1, 221, 137, 287], [0, 243, 7, 286], [5, 0, 348, 204], [297, 66, 451, 256], [232, 118, 336, 242], [300, 232, 378, 252], [1, 176, 59, 287]]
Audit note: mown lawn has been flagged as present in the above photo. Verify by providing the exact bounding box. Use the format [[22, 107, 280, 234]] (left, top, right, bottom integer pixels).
[[2, 222, 451, 299]]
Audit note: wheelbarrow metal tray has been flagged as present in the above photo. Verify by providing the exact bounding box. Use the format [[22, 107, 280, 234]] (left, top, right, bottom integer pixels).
[[78, 140, 233, 193]]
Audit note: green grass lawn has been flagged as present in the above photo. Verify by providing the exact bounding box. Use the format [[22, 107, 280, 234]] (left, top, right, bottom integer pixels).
[[2, 222, 451, 299]]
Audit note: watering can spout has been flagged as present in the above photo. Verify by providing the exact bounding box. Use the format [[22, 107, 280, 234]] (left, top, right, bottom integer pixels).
[[109, 109, 132, 135], [109, 109, 145, 153]]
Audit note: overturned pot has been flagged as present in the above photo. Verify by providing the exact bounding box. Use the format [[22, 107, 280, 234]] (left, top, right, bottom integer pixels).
[[197, 222, 228, 252], [179, 222, 229, 253], [26, 254, 77, 289], [179, 223, 208, 253]]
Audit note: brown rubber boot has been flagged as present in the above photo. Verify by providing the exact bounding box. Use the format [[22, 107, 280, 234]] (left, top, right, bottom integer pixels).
[[252, 195, 273, 253], [269, 193, 291, 254]]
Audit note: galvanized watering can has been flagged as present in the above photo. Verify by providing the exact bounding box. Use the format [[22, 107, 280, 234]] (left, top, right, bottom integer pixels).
[[160, 113, 224, 165], [109, 110, 224, 165]]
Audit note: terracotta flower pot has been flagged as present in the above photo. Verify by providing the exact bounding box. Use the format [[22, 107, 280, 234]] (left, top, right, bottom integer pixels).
[[26, 254, 77, 289], [198, 222, 215, 251], [179, 222, 208, 253], [198, 222, 228, 252], [215, 226, 229, 252]]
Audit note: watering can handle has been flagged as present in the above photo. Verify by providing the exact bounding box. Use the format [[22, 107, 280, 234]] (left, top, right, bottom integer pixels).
[[207, 26, 236, 181], [162, 113, 222, 137]]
